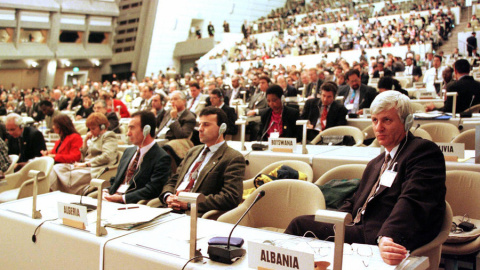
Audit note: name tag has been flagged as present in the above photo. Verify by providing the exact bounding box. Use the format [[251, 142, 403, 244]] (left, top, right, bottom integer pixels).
[[380, 170, 397, 188], [117, 184, 129, 194]]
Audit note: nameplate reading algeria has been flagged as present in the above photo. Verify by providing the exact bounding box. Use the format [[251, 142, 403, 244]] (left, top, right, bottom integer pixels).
[[248, 240, 314, 270], [435, 143, 465, 159], [57, 202, 88, 225]]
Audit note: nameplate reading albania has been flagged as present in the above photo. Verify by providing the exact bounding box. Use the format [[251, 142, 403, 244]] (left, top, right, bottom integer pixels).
[[248, 240, 314, 270]]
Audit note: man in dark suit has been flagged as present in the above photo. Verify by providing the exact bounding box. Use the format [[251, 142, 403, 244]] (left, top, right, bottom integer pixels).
[[305, 68, 324, 98], [338, 69, 377, 114], [93, 100, 121, 134], [104, 111, 171, 204], [4, 113, 46, 169], [229, 75, 248, 103], [257, 85, 299, 141], [157, 91, 196, 140], [467, 32, 478, 57], [277, 75, 298, 97], [444, 59, 480, 113], [151, 93, 166, 129], [209, 89, 237, 135], [246, 76, 270, 140], [286, 91, 446, 266], [160, 107, 245, 215], [372, 61, 393, 78], [301, 81, 348, 141], [404, 57, 422, 82]]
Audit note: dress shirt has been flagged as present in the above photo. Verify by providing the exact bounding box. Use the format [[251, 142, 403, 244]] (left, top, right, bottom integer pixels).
[[343, 87, 361, 113], [314, 105, 330, 131]]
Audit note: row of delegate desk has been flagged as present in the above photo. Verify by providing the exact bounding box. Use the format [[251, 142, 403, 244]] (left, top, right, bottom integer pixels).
[[0, 192, 430, 270]]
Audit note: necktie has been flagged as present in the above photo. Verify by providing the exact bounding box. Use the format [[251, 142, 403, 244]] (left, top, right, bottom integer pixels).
[[183, 148, 210, 192], [124, 149, 141, 184], [320, 105, 328, 130], [353, 154, 392, 224], [188, 97, 195, 110]]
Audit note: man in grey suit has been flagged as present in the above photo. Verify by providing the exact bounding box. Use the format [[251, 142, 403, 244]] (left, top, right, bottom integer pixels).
[[104, 111, 171, 204], [160, 107, 245, 215], [157, 91, 196, 140], [246, 76, 269, 140], [337, 69, 377, 115]]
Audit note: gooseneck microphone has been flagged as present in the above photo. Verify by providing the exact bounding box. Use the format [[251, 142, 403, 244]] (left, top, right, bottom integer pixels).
[[252, 121, 275, 151], [71, 185, 97, 212], [208, 190, 266, 264]]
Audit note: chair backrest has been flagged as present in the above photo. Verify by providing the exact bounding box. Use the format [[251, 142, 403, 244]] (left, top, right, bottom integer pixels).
[[451, 129, 475, 150], [312, 126, 364, 146], [255, 160, 314, 183], [412, 202, 453, 270], [314, 164, 367, 186], [464, 103, 480, 113], [445, 170, 480, 219], [218, 180, 325, 231], [421, 123, 460, 143], [16, 157, 55, 199], [411, 127, 433, 141], [361, 125, 375, 140], [5, 155, 19, 175], [411, 102, 426, 113]]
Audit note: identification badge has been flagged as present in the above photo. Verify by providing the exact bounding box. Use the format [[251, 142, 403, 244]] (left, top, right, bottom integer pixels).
[[117, 184, 129, 194], [346, 103, 354, 111], [380, 170, 397, 188]]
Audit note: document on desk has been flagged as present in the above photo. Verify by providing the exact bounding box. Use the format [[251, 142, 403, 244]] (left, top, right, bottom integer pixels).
[[104, 206, 172, 230]]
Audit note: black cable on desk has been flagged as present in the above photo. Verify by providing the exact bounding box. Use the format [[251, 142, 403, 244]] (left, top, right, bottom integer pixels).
[[32, 218, 59, 243], [181, 256, 210, 270]]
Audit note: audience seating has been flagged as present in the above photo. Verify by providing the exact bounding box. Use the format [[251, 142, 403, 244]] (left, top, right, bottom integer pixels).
[[451, 129, 475, 150], [217, 180, 325, 232], [421, 123, 460, 143], [5, 155, 19, 175], [464, 104, 480, 113], [314, 164, 367, 186], [311, 126, 364, 146], [0, 157, 54, 202], [411, 102, 427, 113], [412, 202, 453, 270], [442, 170, 480, 269], [86, 151, 123, 198]]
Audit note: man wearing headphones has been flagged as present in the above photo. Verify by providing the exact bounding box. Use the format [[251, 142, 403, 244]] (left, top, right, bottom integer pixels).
[[103, 111, 171, 204], [5, 113, 46, 170], [286, 91, 446, 266], [160, 107, 245, 215]]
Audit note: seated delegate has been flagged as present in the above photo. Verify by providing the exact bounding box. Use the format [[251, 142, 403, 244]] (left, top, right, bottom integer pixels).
[[41, 114, 83, 164]]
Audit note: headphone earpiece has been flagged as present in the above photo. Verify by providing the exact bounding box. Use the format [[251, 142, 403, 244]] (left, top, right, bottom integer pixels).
[[404, 114, 413, 132], [219, 123, 227, 135], [143, 125, 151, 137], [100, 124, 106, 131]]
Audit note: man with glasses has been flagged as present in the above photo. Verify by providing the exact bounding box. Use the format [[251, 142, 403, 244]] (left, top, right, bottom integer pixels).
[[338, 69, 377, 115]]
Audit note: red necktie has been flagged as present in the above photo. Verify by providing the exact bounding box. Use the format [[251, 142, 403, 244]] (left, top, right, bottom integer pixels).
[[124, 149, 141, 184], [320, 105, 328, 130], [183, 148, 210, 192]]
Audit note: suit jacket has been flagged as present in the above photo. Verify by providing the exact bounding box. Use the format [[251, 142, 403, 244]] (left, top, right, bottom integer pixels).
[[51, 133, 83, 163], [301, 98, 347, 140], [373, 68, 393, 78], [160, 143, 245, 214], [405, 65, 422, 77], [155, 108, 166, 129], [283, 85, 298, 97], [338, 84, 377, 111], [57, 96, 69, 111], [339, 133, 446, 250], [106, 112, 121, 134], [258, 106, 299, 141], [76, 105, 94, 119], [220, 104, 238, 135], [31, 102, 45, 122], [305, 79, 324, 97], [81, 131, 118, 178], [109, 144, 170, 203], [467, 35, 477, 51], [444, 75, 480, 113], [6, 126, 46, 163], [157, 109, 196, 140], [187, 94, 207, 116], [246, 91, 267, 114]]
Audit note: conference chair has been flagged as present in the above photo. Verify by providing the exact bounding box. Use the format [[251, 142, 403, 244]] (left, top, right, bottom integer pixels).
[[412, 202, 452, 270], [314, 164, 367, 186], [243, 160, 314, 190], [86, 151, 123, 198], [411, 102, 427, 113], [368, 127, 432, 147], [0, 157, 54, 202], [5, 154, 19, 175], [310, 126, 364, 146], [421, 123, 460, 143], [463, 104, 480, 114], [361, 126, 375, 146], [451, 129, 475, 150], [217, 180, 326, 232], [442, 170, 480, 269]]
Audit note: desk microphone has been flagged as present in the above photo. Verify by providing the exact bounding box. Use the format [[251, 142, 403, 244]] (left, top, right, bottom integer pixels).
[[71, 185, 97, 212], [208, 190, 266, 264], [252, 121, 275, 151]]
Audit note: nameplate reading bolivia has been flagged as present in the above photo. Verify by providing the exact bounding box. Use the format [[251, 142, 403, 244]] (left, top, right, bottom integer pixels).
[[57, 202, 88, 230], [268, 138, 296, 153], [436, 143, 465, 159], [248, 241, 314, 270]]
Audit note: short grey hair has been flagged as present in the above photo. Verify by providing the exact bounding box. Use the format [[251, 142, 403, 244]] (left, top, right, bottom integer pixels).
[[94, 99, 107, 108], [171, 90, 186, 100], [370, 90, 412, 123], [5, 113, 24, 127]]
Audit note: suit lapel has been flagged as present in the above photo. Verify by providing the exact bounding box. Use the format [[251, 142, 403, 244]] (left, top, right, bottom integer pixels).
[[175, 146, 203, 190], [191, 144, 226, 192]]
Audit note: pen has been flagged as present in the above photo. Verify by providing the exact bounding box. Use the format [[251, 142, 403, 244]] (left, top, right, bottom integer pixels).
[[117, 206, 139, 210]]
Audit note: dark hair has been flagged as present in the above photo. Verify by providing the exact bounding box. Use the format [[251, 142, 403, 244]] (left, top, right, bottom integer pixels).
[[345, 69, 360, 80], [434, 55, 442, 63], [210, 89, 223, 98], [131, 110, 156, 137], [199, 107, 228, 129], [39, 100, 53, 108], [53, 114, 78, 139], [258, 75, 271, 84], [454, 59, 470, 74], [378, 76, 394, 90], [320, 81, 338, 95], [190, 82, 200, 89], [266, 84, 283, 99]]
